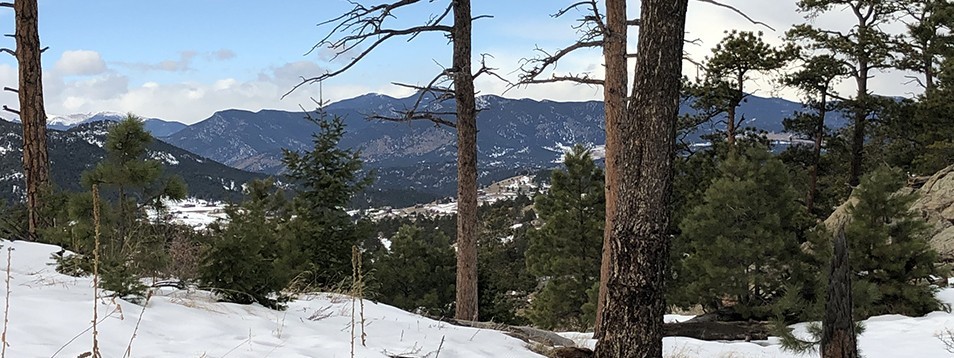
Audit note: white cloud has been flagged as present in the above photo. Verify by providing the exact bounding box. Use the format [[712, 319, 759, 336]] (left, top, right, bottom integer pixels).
[[53, 50, 107, 76], [116, 51, 197, 72], [5, 4, 926, 126], [29, 58, 408, 124], [211, 49, 236, 61]]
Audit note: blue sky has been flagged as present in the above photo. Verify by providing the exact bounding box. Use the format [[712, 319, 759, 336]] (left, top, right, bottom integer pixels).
[[0, 1, 918, 124]]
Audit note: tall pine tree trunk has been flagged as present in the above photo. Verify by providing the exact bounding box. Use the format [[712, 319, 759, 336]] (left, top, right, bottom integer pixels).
[[821, 230, 857, 358], [594, 0, 627, 339], [807, 93, 827, 214], [14, 0, 50, 241], [452, 0, 479, 321], [595, 0, 687, 356], [849, 63, 867, 187]]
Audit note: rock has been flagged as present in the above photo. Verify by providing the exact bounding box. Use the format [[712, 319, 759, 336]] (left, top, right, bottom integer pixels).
[[549, 347, 593, 358], [911, 165, 954, 261], [823, 195, 857, 234], [824, 165, 954, 261]]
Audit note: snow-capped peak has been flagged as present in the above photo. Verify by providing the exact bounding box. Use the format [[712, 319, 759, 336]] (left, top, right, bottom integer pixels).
[[47, 111, 127, 127]]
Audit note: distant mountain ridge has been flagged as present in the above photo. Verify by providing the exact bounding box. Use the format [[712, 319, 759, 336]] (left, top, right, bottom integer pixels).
[[161, 93, 844, 198], [0, 120, 264, 202], [43, 111, 188, 137], [21, 93, 845, 203]]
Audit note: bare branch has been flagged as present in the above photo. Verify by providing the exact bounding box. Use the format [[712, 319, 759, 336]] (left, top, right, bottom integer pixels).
[[521, 75, 604, 86], [516, 41, 603, 86], [370, 111, 457, 128], [2, 106, 18, 115], [0, 3, 11, 8], [694, 0, 776, 31], [286, 0, 455, 98], [394, 67, 456, 112], [0, 48, 13, 57], [2, 87, 16, 93], [473, 54, 513, 87]]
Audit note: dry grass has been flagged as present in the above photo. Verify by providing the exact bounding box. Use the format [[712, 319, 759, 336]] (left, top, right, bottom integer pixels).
[[90, 184, 103, 358], [1, 247, 11, 358]]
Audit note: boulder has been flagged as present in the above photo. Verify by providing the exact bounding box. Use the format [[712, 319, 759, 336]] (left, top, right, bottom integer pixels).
[[824, 165, 954, 261]]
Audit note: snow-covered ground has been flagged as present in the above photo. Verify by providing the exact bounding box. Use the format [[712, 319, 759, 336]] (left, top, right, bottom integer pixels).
[[0, 240, 543, 358], [5, 230, 954, 357], [150, 198, 228, 229], [361, 175, 541, 220], [560, 292, 954, 357]]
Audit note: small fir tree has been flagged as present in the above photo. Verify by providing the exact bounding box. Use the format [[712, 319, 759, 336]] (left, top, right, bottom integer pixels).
[[525, 145, 604, 330], [842, 166, 940, 317], [373, 225, 456, 316], [199, 179, 292, 309], [676, 147, 810, 319], [282, 114, 373, 289], [48, 116, 187, 296], [477, 198, 537, 325]]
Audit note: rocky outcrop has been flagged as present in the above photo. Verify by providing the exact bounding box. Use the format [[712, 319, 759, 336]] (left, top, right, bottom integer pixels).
[[910, 165, 954, 261], [824, 165, 954, 261]]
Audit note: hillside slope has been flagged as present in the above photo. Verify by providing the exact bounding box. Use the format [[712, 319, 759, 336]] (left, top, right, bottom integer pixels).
[[0, 120, 264, 202]]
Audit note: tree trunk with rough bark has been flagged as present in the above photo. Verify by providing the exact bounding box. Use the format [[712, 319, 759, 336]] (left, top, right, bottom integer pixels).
[[594, 0, 627, 339], [14, 0, 50, 241], [452, 0, 479, 322], [807, 92, 827, 214], [821, 231, 857, 358], [594, 0, 687, 356]]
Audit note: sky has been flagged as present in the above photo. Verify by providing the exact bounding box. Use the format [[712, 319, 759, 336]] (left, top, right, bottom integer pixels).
[[0, 0, 924, 124]]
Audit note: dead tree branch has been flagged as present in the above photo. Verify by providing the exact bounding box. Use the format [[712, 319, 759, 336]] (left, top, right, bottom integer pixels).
[[695, 0, 776, 31], [516, 0, 774, 89], [287, 0, 503, 131], [284, 0, 455, 98]]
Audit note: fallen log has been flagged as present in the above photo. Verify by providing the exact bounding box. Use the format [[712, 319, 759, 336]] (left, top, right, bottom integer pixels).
[[663, 321, 773, 341], [434, 316, 773, 345], [434, 317, 578, 347]]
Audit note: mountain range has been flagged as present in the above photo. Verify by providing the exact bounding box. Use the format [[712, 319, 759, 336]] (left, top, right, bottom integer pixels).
[[0, 92, 840, 206], [47, 111, 188, 137], [0, 120, 263, 203]]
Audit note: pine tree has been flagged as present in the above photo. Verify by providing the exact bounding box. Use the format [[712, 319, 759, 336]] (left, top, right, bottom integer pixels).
[[477, 198, 537, 325], [842, 166, 940, 317], [374, 225, 456, 316], [282, 114, 373, 288], [781, 54, 850, 217], [677, 148, 810, 319], [526, 145, 604, 330], [199, 179, 291, 309], [11, 0, 51, 241], [688, 31, 795, 151], [874, 57, 954, 175], [45, 116, 187, 296], [789, 0, 899, 186], [893, 0, 954, 92], [83, 117, 187, 244]]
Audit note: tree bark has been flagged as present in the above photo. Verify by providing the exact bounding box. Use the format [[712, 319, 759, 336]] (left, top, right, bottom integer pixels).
[[594, 0, 627, 339], [848, 10, 872, 188], [848, 64, 867, 187], [821, 230, 857, 358], [594, 0, 687, 356], [14, 0, 50, 242], [807, 92, 827, 214], [452, 0, 479, 321]]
